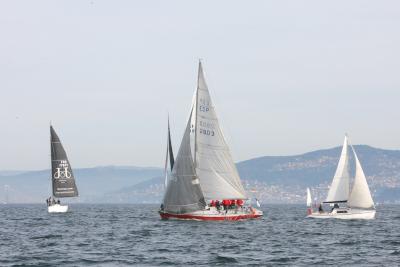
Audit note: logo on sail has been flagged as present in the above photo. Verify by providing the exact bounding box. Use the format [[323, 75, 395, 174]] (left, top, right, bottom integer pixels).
[[54, 167, 72, 179]]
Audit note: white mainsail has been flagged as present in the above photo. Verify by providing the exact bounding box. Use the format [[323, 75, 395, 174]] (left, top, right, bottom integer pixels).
[[347, 145, 375, 209], [325, 135, 350, 203], [193, 62, 247, 200], [306, 188, 312, 207]]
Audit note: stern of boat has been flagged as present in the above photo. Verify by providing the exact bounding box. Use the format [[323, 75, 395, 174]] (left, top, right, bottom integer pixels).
[[48, 204, 68, 213]]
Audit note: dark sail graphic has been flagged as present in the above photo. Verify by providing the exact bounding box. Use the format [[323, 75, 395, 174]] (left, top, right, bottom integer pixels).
[[168, 118, 175, 170], [50, 126, 78, 198]]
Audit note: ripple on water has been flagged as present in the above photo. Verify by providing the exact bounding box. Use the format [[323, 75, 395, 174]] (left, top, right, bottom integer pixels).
[[0, 204, 399, 266]]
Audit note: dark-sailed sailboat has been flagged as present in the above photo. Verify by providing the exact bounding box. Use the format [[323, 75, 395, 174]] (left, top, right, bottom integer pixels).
[[159, 62, 263, 221], [47, 125, 79, 213]]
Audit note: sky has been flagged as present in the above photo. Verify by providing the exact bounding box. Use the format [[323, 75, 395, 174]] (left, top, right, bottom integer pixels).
[[0, 1, 399, 170]]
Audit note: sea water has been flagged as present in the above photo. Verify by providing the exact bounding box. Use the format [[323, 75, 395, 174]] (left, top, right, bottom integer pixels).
[[0, 204, 399, 266]]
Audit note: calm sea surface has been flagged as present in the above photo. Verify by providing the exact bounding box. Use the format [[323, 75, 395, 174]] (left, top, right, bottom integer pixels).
[[0, 204, 399, 266]]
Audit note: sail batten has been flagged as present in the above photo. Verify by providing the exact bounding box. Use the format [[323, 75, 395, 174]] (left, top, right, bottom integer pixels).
[[50, 126, 78, 198]]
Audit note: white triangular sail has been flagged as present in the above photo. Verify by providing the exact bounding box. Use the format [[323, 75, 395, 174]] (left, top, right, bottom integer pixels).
[[306, 188, 312, 207], [325, 135, 350, 203], [193, 62, 247, 200], [347, 146, 375, 209]]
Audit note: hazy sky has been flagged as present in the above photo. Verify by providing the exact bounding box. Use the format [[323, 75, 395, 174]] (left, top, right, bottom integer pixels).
[[1, 1, 399, 170]]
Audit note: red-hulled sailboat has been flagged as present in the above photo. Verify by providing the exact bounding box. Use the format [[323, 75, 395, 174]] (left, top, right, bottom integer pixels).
[[159, 61, 263, 221]]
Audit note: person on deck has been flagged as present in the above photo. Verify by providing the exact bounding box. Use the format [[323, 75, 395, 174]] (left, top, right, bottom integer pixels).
[[318, 204, 324, 213], [237, 199, 243, 207], [331, 203, 339, 212], [231, 199, 236, 208], [222, 199, 229, 212], [216, 200, 221, 210], [210, 200, 215, 207]]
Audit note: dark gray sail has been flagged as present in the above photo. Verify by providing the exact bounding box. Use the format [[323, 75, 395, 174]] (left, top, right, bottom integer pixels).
[[50, 126, 78, 198], [162, 111, 206, 214], [167, 118, 175, 170]]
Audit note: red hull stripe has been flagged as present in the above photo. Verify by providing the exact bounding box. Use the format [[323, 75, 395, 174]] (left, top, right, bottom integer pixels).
[[159, 212, 262, 221]]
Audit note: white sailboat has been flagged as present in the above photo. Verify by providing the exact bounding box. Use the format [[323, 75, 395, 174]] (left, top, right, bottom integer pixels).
[[47, 125, 79, 213], [306, 187, 312, 215], [307, 135, 376, 219], [159, 61, 263, 221]]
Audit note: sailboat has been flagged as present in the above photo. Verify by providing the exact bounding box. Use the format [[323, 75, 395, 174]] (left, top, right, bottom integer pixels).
[[47, 125, 79, 213], [306, 187, 312, 215], [307, 135, 376, 219], [159, 61, 263, 221]]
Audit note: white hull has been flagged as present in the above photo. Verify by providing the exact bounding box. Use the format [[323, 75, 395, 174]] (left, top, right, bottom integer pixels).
[[48, 204, 68, 213], [307, 208, 375, 220]]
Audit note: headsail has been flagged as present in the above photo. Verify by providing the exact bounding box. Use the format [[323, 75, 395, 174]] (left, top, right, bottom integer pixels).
[[50, 126, 78, 198], [162, 110, 206, 214], [348, 145, 375, 209], [325, 135, 350, 203], [306, 188, 312, 207], [194, 61, 247, 200], [167, 118, 175, 171], [164, 117, 175, 188]]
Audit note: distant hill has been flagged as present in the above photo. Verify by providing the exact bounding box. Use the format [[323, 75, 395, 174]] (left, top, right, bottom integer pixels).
[[1, 145, 400, 204], [0, 166, 162, 203], [237, 145, 400, 186]]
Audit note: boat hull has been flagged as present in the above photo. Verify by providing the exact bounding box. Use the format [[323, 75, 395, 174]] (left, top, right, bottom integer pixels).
[[159, 207, 263, 221], [307, 208, 375, 220], [48, 204, 68, 213]]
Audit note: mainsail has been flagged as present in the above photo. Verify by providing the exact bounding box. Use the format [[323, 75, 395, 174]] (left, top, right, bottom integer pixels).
[[325, 135, 350, 203], [50, 126, 78, 198], [306, 188, 312, 207], [347, 145, 375, 209], [193, 62, 247, 200], [162, 110, 206, 214]]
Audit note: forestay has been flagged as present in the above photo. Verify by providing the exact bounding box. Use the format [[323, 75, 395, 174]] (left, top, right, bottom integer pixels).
[[50, 126, 79, 198], [194, 62, 247, 200], [347, 146, 375, 209], [325, 135, 350, 203], [162, 110, 206, 214]]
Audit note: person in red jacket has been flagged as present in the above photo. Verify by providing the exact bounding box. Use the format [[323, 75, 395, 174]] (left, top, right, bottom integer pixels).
[[210, 200, 216, 207], [222, 199, 229, 211]]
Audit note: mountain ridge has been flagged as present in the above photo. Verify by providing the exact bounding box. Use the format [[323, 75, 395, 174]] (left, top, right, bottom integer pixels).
[[1, 145, 399, 203]]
